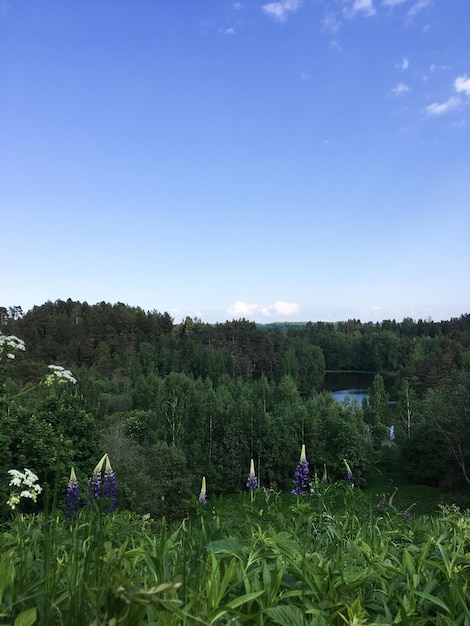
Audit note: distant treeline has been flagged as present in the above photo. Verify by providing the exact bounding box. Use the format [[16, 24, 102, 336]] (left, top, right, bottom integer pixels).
[[1, 301, 469, 518], [1, 301, 468, 394]]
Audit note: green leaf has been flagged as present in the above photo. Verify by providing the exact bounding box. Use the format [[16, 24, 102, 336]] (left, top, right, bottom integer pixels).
[[264, 605, 308, 626], [0, 561, 12, 601], [205, 538, 241, 555], [14, 608, 37, 626], [415, 591, 451, 613], [225, 589, 265, 610]]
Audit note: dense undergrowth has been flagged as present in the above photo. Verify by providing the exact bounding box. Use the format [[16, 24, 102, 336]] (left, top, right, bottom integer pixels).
[[1, 483, 469, 625]]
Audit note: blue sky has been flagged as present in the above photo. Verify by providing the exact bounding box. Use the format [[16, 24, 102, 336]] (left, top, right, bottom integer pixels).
[[1, 0, 469, 324]]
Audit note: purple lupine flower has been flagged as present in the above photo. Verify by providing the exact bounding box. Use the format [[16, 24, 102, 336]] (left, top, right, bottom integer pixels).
[[199, 476, 207, 505], [321, 464, 329, 485], [84, 457, 103, 508], [66, 467, 80, 519], [86, 455, 104, 504], [85, 453, 117, 512], [403, 503, 416, 521], [103, 455, 117, 512], [344, 460, 355, 486], [246, 459, 258, 490], [291, 444, 309, 496]]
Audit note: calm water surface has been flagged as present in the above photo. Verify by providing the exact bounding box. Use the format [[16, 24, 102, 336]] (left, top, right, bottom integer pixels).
[[331, 389, 369, 404]]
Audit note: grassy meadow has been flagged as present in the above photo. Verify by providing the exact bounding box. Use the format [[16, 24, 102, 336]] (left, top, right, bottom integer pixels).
[[1, 477, 469, 626]]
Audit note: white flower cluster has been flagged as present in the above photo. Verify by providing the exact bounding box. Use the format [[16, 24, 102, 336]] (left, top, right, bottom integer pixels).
[[7, 468, 43, 510], [0, 334, 26, 361], [45, 364, 77, 385]]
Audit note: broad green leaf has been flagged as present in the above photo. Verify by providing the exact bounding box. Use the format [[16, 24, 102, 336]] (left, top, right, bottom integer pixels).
[[205, 538, 241, 555], [264, 605, 306, 626], [14, 608, 37, 626]]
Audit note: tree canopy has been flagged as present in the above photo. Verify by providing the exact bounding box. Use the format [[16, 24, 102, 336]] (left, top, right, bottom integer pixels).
[[2, 300, 469, 516]]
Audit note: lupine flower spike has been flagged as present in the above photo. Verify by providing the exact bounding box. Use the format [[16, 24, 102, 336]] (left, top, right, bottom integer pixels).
[[388, 486, 398, 507], [321, 464, 329, 485], [403, 503, 416, 521], [246, 458, 258, 502], [88, 453, 106, 503], [292, 444, 309, 496], [103, 455, 117, 512], [199, 476, 207, 505], [344, 459, 355, 486], [66, 467, 80, 519], [86, 453, 117, 512], [246, 458, 258, 490]]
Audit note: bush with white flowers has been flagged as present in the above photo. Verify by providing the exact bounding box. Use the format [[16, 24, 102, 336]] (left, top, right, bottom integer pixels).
[[0, 333, 26, 361], [7, 468, 43, 510]]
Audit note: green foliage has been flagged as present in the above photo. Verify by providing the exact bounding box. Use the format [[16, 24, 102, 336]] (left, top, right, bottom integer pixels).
[[1, 488, 470, 624], [401, 370, 470, 494], [363, 374, 392, 451], [4, 392, 99, 490], [3, 305, 470, 508], [102, 422, 193, 520]]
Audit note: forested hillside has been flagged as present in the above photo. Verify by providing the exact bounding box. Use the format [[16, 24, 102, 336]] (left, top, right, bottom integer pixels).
[[1, 300, 469, 518]]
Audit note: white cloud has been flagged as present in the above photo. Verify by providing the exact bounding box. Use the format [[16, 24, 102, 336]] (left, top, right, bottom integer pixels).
[[351, 0, 376, 16], [233, 2, 243, 9], [226, 301, 259, 317], [272, 301, 300, 315], [430, 64, 450, 72], [406, 0, 431, 19], [425, 96, 460, 116], [400, 57, 409, 70], [455, 75, 470, 97], [423, 73, 470, 117], [391, 82, 410, 95], [218, 27, 236, 35], [261, 0, 302, 22], [226, 300, 300, 318], [322, 12, 341, 33], [330, 39, 342, 51], [383, 0, 408, 5]]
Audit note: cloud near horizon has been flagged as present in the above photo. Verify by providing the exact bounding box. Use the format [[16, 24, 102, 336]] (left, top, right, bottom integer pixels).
[[227, 300, 300, 318]]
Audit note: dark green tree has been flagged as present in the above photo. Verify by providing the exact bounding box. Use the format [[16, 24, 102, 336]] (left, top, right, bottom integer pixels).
[[364, 374, 392, 450]]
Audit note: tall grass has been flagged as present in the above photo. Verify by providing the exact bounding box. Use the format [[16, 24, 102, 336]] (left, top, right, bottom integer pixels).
[[1, 487, 469, 625]]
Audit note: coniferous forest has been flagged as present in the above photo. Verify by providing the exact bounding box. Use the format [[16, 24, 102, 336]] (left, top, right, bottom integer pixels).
[[1, 300, 469, 518]]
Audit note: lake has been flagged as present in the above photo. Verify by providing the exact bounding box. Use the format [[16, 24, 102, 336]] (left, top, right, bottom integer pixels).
[[331, 389, 369, 404]]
